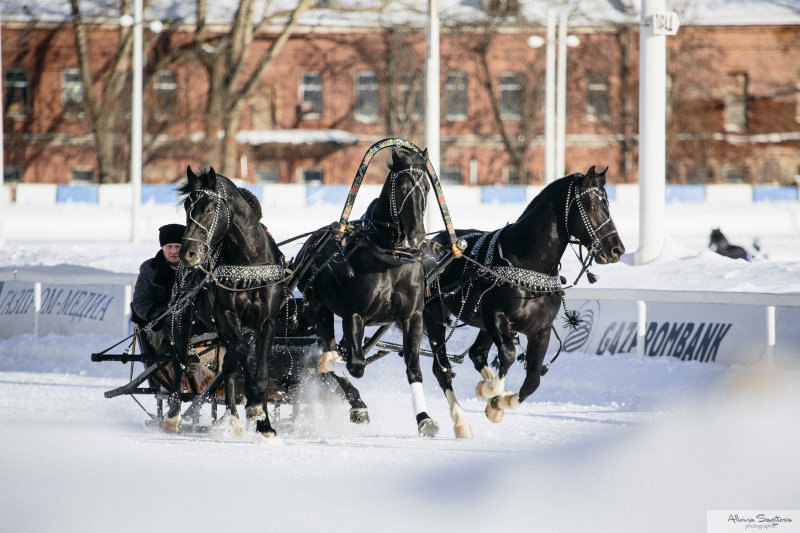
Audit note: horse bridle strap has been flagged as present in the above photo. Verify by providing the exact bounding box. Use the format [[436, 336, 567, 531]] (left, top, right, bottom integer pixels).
[[184, 185, 231, 254], [564, 179, 617, 253]]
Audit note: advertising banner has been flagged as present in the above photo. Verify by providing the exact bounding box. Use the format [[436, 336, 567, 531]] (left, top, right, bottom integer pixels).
[[0, 281, 129, 338]]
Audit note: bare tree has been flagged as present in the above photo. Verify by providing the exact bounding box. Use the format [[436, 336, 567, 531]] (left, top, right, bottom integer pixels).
[[189, 0, 315, 175]]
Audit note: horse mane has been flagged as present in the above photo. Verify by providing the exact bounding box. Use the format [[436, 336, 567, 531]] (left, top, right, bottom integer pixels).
[[514, 172, 578, 223], [238, 187, 263, 220]]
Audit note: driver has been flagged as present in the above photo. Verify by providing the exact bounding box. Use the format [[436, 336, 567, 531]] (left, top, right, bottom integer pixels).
[[131, 223, 185, 353]]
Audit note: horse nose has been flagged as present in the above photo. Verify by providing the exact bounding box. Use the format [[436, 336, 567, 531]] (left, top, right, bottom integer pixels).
[[612, 243, 625, 260], [183, 249, 198, 266]]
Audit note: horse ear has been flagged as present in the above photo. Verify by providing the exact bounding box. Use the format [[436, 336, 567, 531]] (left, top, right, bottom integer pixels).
[[391, 148, 402, 167], [582, 166, 596, 187], [187, 165, 197, 182], [597, 166, 608, 187], [207, 167, 217, 189], [422, 148, 429, 161]]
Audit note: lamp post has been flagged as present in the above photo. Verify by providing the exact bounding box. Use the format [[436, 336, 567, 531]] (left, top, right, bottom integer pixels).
[[425, 0, 440, 230], [528, 4, 579, 185], [120, 1, 162, 244]]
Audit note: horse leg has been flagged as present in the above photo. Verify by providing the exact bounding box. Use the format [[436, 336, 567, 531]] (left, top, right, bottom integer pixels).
[[482, 313, 518, 423], [424, 303, 471, 438], [315, 305, 341, 373], [400, 314, 439, 437], [320, 372, 370, 424], [486, 329, 552, 422], [164, 360, 183, 434], [248, 320, 278, 437], [342, 314, 366, 379], [469, 330, 505, 400]]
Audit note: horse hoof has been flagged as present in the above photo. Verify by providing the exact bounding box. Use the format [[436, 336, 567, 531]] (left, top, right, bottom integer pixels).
[[346, 362, 365, 379], [246, 405, 266, 421], [476, 380, 501, 399], [349, 407, 370, 424], [454, 423, 473, 439], [418, 417, 440, 438], [164, 415, 181, 434], [318, 351, 341, 373], [256, 419, 277, 438], [485, 402, 504, 423]]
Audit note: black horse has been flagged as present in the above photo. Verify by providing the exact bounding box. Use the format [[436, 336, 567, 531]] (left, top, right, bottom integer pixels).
[[294, 147, 439, 436], [709, 228, 751, 261], [423, 167, 625, 436], [170, 166, 287, 436]]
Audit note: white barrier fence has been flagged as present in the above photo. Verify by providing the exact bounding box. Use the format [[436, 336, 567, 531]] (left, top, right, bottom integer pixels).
[[0, 267, 136, 339], [2, 267, 798, 368]]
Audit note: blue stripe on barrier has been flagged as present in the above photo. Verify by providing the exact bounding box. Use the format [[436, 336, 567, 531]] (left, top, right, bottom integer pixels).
[[141, 184, 178, 204], [753, 186, 798, 202], [56, 185, 99, 203], [665, 184, 705, 203], [605, 185, 616, 202], [306, 184, 349, 205], [481, 186, 526, 204]]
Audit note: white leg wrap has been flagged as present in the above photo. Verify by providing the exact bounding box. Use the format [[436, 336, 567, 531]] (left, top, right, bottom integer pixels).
[[479, 366, 495, 381], [495, 392, 520, 410], [410, 382, 427, 415], [318, 350, 341, 373], [476, 372, 505, 399]]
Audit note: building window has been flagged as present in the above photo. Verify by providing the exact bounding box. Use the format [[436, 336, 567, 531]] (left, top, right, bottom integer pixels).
[[397, 73, 423, 121], [586, 72, 610, 121], [62, 69, 85, 117], [153, 69, 177, 121], [724, 72, 747, 132], [499, 72, 522, 119], [299, 72, 322, 119], [444, 71, 468, 121], [440, 167, 462, 185], [723, 165, 747, 183], [4, 167, 22, 183], [70, 169, 94, 183], [4, 69, 29, 117], [486, 0, 520, 17], [257, 167, 280, 183], [355, 71, 379, 122], [303, 168, 323, 184]]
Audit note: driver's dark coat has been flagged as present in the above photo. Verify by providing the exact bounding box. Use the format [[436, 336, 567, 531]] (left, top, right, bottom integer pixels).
[[131, 250, 177, 326]]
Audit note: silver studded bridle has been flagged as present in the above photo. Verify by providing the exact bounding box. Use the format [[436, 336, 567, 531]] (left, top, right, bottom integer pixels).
[[385, 166, 429, 245], [564, 178, 617, 254], [183, 183, 231, 258]]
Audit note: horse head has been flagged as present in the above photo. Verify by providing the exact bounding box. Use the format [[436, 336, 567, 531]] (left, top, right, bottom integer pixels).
[[566, 166, 625, 264], [709, 228, 728, 251], [178, 166, 230, 268], [372, 147, 430, 249]]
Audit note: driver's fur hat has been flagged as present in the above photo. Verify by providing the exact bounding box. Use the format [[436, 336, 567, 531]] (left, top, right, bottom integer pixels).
[[159, 224, 185, 247]]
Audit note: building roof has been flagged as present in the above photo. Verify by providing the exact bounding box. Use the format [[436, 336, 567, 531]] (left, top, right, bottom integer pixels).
[[2, 0, 799, 28]]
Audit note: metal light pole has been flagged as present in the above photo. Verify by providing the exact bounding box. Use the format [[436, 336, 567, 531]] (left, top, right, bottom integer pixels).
[[425, 0, 440, 229], [130, 0, 143, 244], [635, 0, 679, 264], [529, 4, 578, 185], [121, 0, 144, 244]]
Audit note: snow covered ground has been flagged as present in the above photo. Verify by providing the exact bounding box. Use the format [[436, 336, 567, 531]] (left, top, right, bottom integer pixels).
[[1, 193, 800, 532]]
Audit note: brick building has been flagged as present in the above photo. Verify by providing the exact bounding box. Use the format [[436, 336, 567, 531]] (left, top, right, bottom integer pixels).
[[2, 1, 799, 187]]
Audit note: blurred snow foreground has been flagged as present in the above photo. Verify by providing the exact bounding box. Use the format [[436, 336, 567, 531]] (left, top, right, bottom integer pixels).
[[1, 198, 799, 532]]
